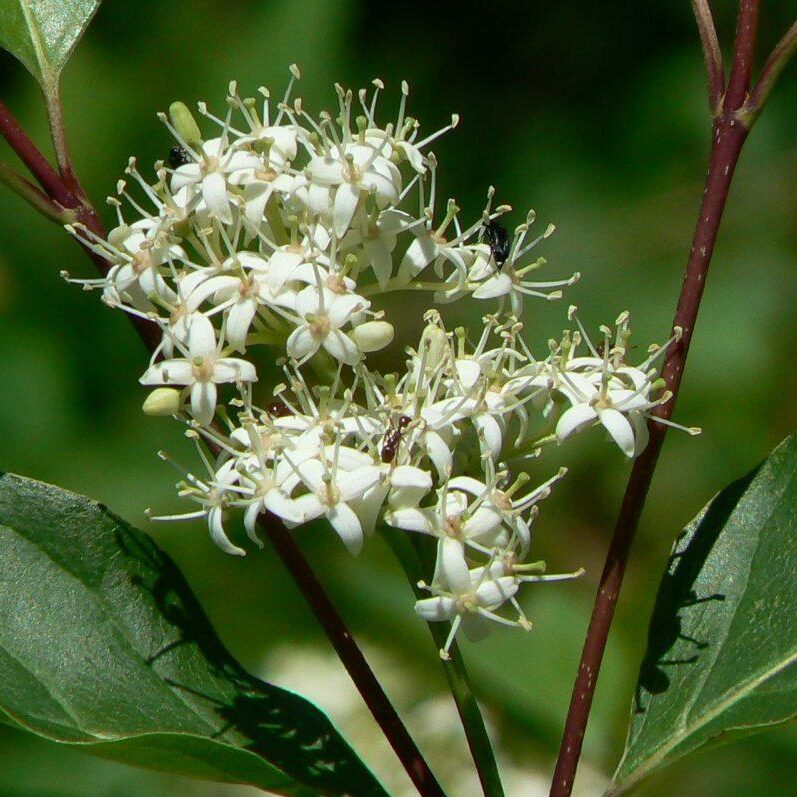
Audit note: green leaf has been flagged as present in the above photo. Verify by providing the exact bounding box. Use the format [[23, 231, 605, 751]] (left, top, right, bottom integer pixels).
[[0, 0, 101, 88], [0, 472, 386, 797], [610, 433, 797, 795]]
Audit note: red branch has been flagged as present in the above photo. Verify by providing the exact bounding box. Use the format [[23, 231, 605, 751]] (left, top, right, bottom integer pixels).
[[548, 3, 760, 795]]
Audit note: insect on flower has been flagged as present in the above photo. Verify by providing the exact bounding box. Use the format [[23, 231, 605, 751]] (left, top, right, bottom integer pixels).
[[484, 219, 511, 268], [381, 415, 412, 463], [168, 145, 192, 168], [267, 400, 293, 418]]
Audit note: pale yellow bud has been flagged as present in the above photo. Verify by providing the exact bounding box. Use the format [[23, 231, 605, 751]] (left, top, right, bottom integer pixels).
[[351, 321, 394, 352], [142, 387, 183, 416], [418, 323, 449, 371]]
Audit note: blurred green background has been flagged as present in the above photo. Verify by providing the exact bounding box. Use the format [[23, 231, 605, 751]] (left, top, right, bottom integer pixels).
[[1, 1, 797, 795]]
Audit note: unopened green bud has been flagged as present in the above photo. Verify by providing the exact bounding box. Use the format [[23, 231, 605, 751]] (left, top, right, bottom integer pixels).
[[168, 101, 202, 148]]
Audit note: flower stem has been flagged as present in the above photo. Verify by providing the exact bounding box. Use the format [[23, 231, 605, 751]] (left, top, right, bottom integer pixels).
[[549, 2, 763, 795], [383, 527, 505, 797]]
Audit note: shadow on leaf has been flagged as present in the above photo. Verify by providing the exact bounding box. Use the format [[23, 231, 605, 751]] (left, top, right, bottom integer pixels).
[[633, 472, 756, 713]]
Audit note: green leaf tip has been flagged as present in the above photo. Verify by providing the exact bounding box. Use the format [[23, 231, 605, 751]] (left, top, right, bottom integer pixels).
[[0, 0, 102, 88]]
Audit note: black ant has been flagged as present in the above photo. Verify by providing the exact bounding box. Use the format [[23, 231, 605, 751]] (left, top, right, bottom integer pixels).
[[483, 219, 511, 268], [381, 415, 411, 463], [168, 145, 192, 168]]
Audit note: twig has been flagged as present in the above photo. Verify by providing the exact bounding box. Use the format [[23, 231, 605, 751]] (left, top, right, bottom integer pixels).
[[0, 160, 69, 223], [549, 2, 762, 795], [690, 0, 725, 114], [258, 515, 446, 796], [0, 99, 76, 207], [747, 19, 797, 119]]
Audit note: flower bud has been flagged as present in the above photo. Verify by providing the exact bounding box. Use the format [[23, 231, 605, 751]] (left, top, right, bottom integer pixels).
[[142, 387, 183, 416], [418, 323, 449, 371], [351, 321, 394, 352], [168, 101, 202, 148]]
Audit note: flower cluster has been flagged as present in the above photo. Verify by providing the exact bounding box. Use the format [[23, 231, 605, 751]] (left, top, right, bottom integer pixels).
[[65, 68, 696, 657]]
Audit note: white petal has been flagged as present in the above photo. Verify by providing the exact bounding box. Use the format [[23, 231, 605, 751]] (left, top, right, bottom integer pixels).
[[332, 182, 361, 238], [243, 501, 265, 548], [307, 156, 345, 185], [364, 239, 393, 289], [425, 431, 453, 479], [396, 141, 426, 173], [190, 381, 217, 426], [328, 292, 368, 328], [599, 407, 636, 458], [322, 330, 361, 365], [202, 171, 232, 222], [415, 596, 456, 622], [287, 326, 319, 361], [328, 502, 364, 555], [139, 359, 193, 386], [267, 250, 304, 290], [455, 359, 482, 390], [337, 466, 381, 502], [307, 183, 333, 215], [385, 507, 436, 534], [208, 506, 246, 556], [475, 576, 518, 608], [463, 505, 503, 542], [474, 414, 504, 460], [187, 314, 218, 357], [243, 182, 273, 228], [436, 537, 470, 594], [399, 234, 437, 278], [296, 458, 326, 494], [391, 465, 433, 491], [473, 272, 513, 299], [263, 491, 307, 524], [556, 403, 598, 441], [226, 299, 257, 352], [186, 275, 239, 311], [295, 284, 323, 318], [447, 476, 487, 496], [213, 357, 258, 383]]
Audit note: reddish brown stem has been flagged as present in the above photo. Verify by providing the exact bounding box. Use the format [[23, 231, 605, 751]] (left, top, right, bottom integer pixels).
[[256, 513, 445, 796], [0, 99, 75, 207], [549, 3, 759, 795]]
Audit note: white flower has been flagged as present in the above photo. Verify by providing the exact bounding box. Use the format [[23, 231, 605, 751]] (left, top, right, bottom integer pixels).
[[415, 537, 521, 658], [171, 137, 263, 224], [385, 480, 508, 553], [280, 450, 382, 554], [286, 285, 368, 365], [139, 315, 257, 425]]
